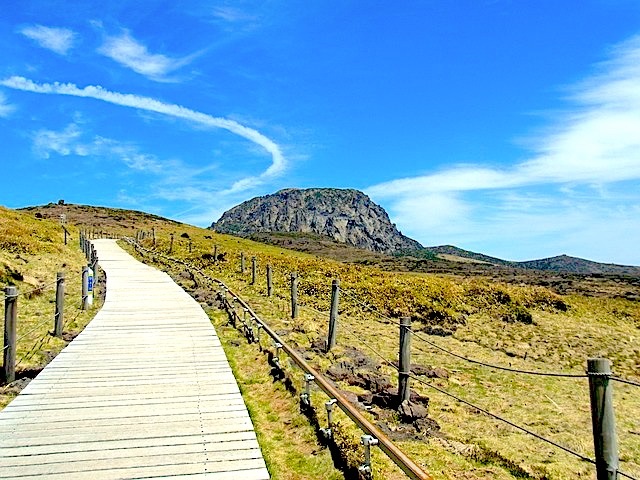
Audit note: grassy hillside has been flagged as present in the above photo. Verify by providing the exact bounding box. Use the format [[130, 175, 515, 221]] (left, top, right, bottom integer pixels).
[[11, 204, 640, 479], [118, 220, 638, 480], [0, 206, 100, 408]]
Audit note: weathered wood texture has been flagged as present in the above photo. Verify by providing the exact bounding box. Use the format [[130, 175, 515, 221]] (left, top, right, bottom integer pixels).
[[0, 239, 270, 480]]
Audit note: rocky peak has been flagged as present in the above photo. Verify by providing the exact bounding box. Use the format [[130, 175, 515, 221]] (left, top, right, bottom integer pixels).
[[211, 188, 422, 253]]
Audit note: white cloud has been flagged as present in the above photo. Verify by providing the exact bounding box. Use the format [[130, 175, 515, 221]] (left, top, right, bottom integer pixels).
[[97, 31, 195, 80], [1, 76, 287, 189], [32, 123, 166, 174], [0, 92, 15, 117], [33, 124, 84, 158], [366, 34, 640, 263], [369, 34, 640, 198], [211, 6, 257, 23], [20, 25, 76, 55]]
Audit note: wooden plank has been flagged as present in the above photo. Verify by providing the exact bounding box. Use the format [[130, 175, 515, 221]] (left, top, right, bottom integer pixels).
[[0, 239, 269, 479]]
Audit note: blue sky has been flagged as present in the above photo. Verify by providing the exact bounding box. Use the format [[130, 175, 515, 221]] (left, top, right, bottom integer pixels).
[[2, 1, 640, 264]]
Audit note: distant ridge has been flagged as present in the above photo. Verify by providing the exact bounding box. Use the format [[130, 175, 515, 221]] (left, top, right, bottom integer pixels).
[[427, 245, 640, 275], [425, 245, 511, 266], [517, 254, 640, 275], [17, 202, 639, 276], [211, 188, 423, 254]]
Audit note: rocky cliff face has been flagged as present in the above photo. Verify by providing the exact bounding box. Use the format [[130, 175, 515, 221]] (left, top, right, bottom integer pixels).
[[212, 188, 423, 253]]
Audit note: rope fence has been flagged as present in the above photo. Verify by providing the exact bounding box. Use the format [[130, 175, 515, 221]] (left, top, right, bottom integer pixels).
[[335, 314, 600, 467], [340, 286, 590, 378], [128, 235, 640, 480], [2, 236, 100, 385]]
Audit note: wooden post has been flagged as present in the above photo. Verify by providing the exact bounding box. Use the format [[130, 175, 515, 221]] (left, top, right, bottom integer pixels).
[[327, 279, 340, 351], [251, 257, 257, 285], [290, 273, 299, 319], [54, 272, 64, 337], [587, 358, 619, 480], [3, 287, 18, 383], [81, 267, 89, 310], [267, 265, 273, 297], [240, 253, 245, 273], [189, 239, 192, 253], [63, 227, 68, 245], [213, 245, 218, 263], [91, 258, 99, 287], [152, 227, 156, 246], [398, 316, 412, 405], [169, 234, 174, 254]]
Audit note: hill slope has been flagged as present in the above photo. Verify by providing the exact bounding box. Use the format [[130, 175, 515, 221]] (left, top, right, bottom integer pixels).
[[212, 188, 423, 254]]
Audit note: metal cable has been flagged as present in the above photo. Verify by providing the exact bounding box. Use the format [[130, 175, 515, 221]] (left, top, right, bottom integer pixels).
[[408, 373, 596, 465], [618, 470, 638, 480], [337, 314, 597, 466], [343, 287, 588, 378], [14, 317, 53, 345], [15, 280, 58, 298], [340, 322, 399, 370], [611, 376, 640, 388], [340, 288, 401, 325], [15, 332, 51, 368], [411, 329, 588, 378], [298, 302, 328, 318]]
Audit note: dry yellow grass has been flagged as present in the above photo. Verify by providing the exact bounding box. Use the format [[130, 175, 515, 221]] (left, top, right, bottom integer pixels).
[[123, 223, 639, 480], [0, 206, 100, 408], [12, 205, 635, 479]]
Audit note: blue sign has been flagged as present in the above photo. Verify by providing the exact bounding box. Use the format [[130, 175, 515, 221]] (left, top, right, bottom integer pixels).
[[88, 276, 93, 291]]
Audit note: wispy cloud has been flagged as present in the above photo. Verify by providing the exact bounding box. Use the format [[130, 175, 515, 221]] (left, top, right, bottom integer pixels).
[[97, 31, 196, 81], [211, 6, 258, 24], [0, 92, 15, 117], [32, 123, 164, 173], [33, 123, 85, 157], [1, 76, 287, 190], [366, 34, 640, 263], [19, 25, 76, 55]]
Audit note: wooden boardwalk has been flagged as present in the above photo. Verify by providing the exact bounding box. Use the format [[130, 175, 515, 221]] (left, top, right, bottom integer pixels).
[[0, 239, 270, 479]]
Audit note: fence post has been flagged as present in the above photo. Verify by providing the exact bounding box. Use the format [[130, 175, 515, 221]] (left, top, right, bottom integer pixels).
[[398, 316, 412, 405], [290, 273, 299, 319], [81, 267, 90, 310], [326, 279, 340, 351], [152, 227, 156, 246], [251, 257, 257, 285], [54, 272, 65, 337], [189, 239, 192, 253], [3, 287, 18, 383], [267, 265, 273, 297], [169, 233, 174, 254], [213, 245, 218, 262], [241, 253, 245, 273], [587, 358, 619, 480]]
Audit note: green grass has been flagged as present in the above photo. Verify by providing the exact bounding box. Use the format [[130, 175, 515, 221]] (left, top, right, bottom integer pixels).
[[207, 307, 345, 480]]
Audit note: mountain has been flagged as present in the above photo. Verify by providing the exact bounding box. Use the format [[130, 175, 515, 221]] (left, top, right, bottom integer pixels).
[[517, 254, 640, 275], [211, 188, 423, 254], [427, 245, 640, 276]]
